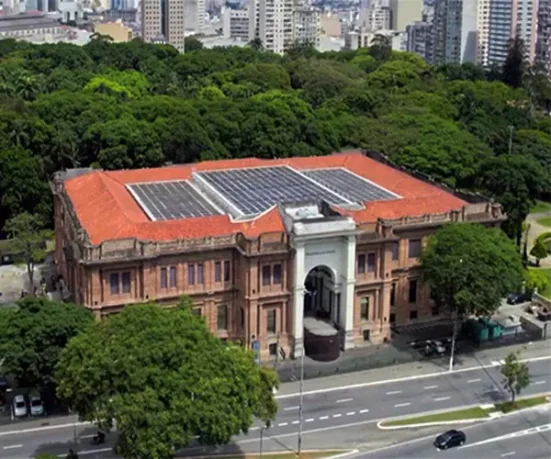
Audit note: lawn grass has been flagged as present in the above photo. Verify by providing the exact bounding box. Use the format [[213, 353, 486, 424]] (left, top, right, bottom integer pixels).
[[186, 452, 345, 459], [494, 396, 548, 413], [537, 217, 551, 228], [531, 200, 551, 214], [531, 268, 551, 299], [382, 406, 491, 426]]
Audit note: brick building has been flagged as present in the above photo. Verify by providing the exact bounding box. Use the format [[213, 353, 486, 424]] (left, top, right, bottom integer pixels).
[[53, 152, 505, 361]]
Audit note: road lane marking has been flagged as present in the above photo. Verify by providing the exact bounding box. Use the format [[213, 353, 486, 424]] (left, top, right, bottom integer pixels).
[[0, 421, 91, 437], [424, 385, 438, 390], [250, 427, 259, 431], [67, 447, 112, 456], [346, 412, 356, 416], [284, 406, 299, 411], [532, 380, 546, 385], [434, 396, 451, 401], [80, 434, 96, 439], [501, 453, 515, 457], [467, 379, 481, 383], [292, 421, 299, 425], [275, 355, 551, 399], [333, 414, 342, 418], [359, 409, 369, 414], [3, 445, 22, 450], [336, 398, 353, 403], [461, 423, 551, 449], [278, 422, 288, 427], [320, 416, 329, 420], [305, 418, 314, 422], [386, 390, 402, 395], [394, 402, 411, 408]]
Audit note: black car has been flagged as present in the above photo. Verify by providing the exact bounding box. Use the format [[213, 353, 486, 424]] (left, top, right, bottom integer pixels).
[[434, 430, 466, 450], [507, 293, 531, 305]]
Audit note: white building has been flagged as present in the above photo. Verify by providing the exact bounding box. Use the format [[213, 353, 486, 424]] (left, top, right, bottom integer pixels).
[[389, 0, 422, 31], [293, 6, 321, 48], [250, 0, 293, 53], [184, 0, 205, 34], [359, 0, 391, 32], [222, 7, 249, 41]]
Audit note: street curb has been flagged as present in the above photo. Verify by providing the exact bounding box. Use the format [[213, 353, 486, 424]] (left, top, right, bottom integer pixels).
[[179, 449, 356, 458], [326, 449, 359, 459], [376, 418, 486, 430], [0, 420, 91, 437]]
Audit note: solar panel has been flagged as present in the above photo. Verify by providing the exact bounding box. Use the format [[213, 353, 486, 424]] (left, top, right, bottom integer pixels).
[[304, 168, 399, 203], [128, 181, 222, 221], [197, 166, 351, 216]]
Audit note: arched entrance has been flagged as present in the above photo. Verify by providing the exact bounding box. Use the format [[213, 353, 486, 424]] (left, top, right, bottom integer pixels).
[[303, 266, 341, 362]]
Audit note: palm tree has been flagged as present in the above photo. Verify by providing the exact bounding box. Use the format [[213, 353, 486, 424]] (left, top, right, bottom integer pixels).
[[8, 118, 30, 148]]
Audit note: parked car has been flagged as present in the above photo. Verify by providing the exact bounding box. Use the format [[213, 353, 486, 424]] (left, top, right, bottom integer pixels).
[[12, 395, 28, 418], [507, 293, 531, 305], [434, 429, 466, 450], [29, 394, 45, 416], [423, 340, 446, 356]]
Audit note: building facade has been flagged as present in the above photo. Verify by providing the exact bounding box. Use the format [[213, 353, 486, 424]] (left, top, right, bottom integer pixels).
[[389, 0, 422, 31], [537, 0, 551, 75], [293, 6, 321, 48], [256, 0, 294, 53], [53, 153, 505, 361], [222, 7, 249, 40], [359, 0, 392, 32], [141, 0, 185, 52], [406, 20, 433, 62], [432, 0, 463, 63]]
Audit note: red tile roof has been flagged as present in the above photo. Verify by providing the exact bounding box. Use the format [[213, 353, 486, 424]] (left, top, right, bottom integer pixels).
[[64, 152, 467, 245]]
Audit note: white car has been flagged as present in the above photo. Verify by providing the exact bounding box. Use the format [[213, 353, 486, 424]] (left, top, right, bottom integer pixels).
[[12, 395, 27, 418], [29, 395, 45, 416]]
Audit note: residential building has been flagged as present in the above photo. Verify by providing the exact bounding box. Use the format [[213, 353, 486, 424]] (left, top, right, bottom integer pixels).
[[94, 20, 133, 41], [486, 0, 538, 67], [183, 0, 205, 34], [293, 6, 321, 48], [389, 0, 422, 31], [222, 7, 249, 41], [406, 20, 433, 62], [53, 152, 505, 361], [141, 0, 185, 52], [537, 0, 551, 74], [432, 0, 463, 63], [254, 0, 293, 53], [0, 12, 64, 40], [359, 0, 391, 32], [320, 12, 341, 37]]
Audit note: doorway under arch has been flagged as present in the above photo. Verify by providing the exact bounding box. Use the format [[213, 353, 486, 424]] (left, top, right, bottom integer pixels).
[[303, 265, 341, 362]]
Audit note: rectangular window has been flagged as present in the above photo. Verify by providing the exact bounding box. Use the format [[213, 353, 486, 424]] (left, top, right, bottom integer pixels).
[[392, 241, 399, 261], [273, 264, 282, 285], [192, 307, 202, 316], [197, 263, 204, 285], [408, 239, 421, 259], [390, 283, 396, 307], [262, 265, 272, 286], [389, 312, 396, 323], [240, 307, 245, 328], [224, 260, 231, 282], [357, 254, 366, 274], [110, 273, 119, 295], [121, 271, 131, 294], [269, 343, 278, 356], [360, 297, 370, 320], [367, 253, 376, 273], [217, 305, 228, 330], [160, 268, 167, 289], [169, 266, 177, 288], [409, 280, 417, 304], [214, 261, 222, 282], [267, 309, 277, 333], [410, 310, 418, 320], [188, 264, 195, 285]]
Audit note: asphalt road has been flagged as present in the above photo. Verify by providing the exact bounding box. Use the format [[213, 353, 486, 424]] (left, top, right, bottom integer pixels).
[[0, 358, 550, 458], [357, 406, 551, 459]]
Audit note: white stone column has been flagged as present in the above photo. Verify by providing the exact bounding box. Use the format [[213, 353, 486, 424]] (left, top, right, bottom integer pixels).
[[340, 235, 356, 350], [293, 242, 305, 358]]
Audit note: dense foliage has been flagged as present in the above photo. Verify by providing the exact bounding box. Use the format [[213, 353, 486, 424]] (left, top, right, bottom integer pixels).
[[56, 299, 278, 459], [0, 38, 550, 236]]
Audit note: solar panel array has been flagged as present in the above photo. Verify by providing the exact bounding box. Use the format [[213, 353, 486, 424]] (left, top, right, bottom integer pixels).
[[128, 181, 222, 220], [197, 166, 350, 215], [304, 168, 398, 203]]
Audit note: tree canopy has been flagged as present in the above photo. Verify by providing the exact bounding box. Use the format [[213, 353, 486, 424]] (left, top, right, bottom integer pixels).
[[421, 223, 524, 317], [56, 299, 278, 459]]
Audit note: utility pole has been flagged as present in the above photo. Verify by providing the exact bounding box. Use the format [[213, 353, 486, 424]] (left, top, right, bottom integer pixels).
[[297, 342, 305, 456], [449, 257, 463, 372], [259, 425, 264, 458], [274, 332, 280, 370]]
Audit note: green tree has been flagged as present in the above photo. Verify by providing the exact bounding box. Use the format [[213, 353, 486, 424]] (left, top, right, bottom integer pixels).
[[501, 352, 530, 404], [502, 36, 525, 89], [56, 300, 278, 459], [3, 213, 53, 289], [530, 239, 548, 266], [369, 34, 392, 62], [184, 36, 204, 52], [421, 223, 524, 367], [0, 296, 93, 395], [524, 269, 550, 293]]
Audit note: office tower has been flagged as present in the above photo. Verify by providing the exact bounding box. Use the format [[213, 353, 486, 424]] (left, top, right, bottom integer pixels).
[[406, 20, 433, 62], [359, 0, 392, 32], [293, 6, 321, 48], [389, 0, 422, 31], [486, 0, 538, 67], [141, 0, 185, 52]]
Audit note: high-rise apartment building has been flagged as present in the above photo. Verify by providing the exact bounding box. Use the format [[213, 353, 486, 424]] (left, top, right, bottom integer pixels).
[[223, 7, 250, 41], [249, 0, 293, 53], [141, 0, 185, 52], [406, 20, 434, 62], [536, 0, 551, 74], [359, 0, 392, 31], [184, 0, 205, 34], [432, 0, 463, 63], [293, 6, 321, 48], [389, 0, 422, 31]]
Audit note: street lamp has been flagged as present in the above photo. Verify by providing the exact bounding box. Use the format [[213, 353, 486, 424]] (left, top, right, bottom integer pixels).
[[449, 258, 463, 372]]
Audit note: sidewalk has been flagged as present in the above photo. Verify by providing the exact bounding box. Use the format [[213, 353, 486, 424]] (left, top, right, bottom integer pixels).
[[276, 339, 551, 396]]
